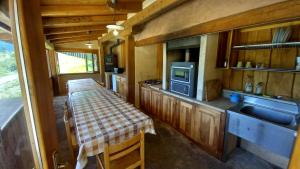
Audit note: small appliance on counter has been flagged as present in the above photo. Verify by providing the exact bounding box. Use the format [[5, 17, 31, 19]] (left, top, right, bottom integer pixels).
[[170, 62, 197, 97], [114, 67, 124, 74]]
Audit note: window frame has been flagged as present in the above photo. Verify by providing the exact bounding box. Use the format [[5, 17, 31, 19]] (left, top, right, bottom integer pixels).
[[55, 50, 99, 75]]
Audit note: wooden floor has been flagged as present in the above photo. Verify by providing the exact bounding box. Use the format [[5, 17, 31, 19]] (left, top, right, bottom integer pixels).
[[53, 96, 281, 169]]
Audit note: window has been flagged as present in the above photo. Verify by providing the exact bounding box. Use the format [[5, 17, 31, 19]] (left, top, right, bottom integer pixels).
[[0, 40, 21, 99], [57, 52, 99, 74]]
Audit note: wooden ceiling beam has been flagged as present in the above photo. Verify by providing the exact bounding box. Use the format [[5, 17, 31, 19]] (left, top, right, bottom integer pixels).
[[106, 0, 143, 13], [43, 15, 127, 28], [54, 47, 98, 53], [100, 0, 188, 42], [46, 30, 104, 40], [41, 0, 107, 6], [41, 5, 125, 17], [51, 35, 99, 44], [44, 25, 107, 35], [124, 0, 188, 28]]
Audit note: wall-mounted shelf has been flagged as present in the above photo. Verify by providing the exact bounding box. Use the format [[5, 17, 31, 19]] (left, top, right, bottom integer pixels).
[[231, 67, 300, 73], [232, 41, 300, 50]]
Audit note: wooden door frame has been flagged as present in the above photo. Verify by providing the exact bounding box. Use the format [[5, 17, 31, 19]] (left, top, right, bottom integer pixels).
[[12, 0, 59, 168]]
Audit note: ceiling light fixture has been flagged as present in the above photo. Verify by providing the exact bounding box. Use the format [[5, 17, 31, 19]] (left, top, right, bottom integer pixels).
[[85, 41, 93, 49], [85, 31, 93, 49], [106, 3, 124, 36], [106, 24, 124, 37]]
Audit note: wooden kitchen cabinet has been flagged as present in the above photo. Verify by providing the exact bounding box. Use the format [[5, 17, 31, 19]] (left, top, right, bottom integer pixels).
[[115, 75, 127, 100], [140, 86, 151, 114], [151, 90, 163, 117], [191, 105, 224, 157], [162, 95, 178, 128], [178, 100, 195, 137], [119, 77, 127, 100]]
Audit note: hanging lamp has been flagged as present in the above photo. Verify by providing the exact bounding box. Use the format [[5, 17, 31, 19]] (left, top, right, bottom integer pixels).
[[106, 1, 124, 36]]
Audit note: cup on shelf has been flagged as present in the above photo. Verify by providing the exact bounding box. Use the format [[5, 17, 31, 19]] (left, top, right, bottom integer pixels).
[[297, 57, 300, 64], [237, 61, 243, 68], [256, 63, 265, 69], [245, 61, 252, 68]]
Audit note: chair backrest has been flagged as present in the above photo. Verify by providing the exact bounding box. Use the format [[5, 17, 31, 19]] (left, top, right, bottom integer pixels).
[[103, 130, 145, 169], [63, 108, 75, 165]]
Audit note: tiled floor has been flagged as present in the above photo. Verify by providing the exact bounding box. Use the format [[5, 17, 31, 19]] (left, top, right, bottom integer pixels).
[[54, 96, 280, 169]]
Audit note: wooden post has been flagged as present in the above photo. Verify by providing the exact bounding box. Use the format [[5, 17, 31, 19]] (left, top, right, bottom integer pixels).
[[14, 0, 58, 168], [124, 34, 135, 104], [98, 39, 105, 83]]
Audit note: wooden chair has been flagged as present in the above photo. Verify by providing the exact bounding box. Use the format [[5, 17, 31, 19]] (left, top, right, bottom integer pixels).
[[64, 109, 79, 166], [97, 130, 145, 169]]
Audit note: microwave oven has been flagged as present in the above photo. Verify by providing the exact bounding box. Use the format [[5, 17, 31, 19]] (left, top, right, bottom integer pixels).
[[170, 62, 197, 97]]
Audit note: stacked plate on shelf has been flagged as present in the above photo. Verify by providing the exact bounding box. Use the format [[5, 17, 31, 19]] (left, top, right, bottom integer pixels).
[[272, 27, 292, 43]]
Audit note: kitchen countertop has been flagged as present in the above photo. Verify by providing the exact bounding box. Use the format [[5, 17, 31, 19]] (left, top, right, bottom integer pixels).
[[142, 83, 236, 113]]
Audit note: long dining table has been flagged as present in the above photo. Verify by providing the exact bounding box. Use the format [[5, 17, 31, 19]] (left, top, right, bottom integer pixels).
[[65, 78, 155, 169]]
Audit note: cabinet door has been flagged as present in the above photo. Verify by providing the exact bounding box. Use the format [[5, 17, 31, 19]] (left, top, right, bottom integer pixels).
[[119, 78, 127, 100], [162, 95, 178, 127], [116, 76, 121, 93], [192, 105, 223, 155], [140, 86, 151, 113], [178, 100, 194, 137], [151, 90, 163, 118]]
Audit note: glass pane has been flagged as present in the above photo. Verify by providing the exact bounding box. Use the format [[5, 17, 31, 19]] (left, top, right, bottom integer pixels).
[[0, 40, 21, 99], [57, 52, 87, 74], [87, 54, 93, 72], [93, 54, 98, 72], [57, 52, 96, 74]]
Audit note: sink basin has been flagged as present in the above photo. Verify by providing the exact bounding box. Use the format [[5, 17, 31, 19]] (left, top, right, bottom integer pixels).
[[240, 105, 295, 126]]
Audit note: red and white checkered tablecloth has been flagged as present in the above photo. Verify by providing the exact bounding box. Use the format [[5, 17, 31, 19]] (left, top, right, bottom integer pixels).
[[66, 82, 155, 169]]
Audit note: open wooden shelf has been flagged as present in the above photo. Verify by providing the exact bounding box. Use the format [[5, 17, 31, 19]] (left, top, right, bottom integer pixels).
[[231, 67, 300, 73], [232, 41, 300, 50]]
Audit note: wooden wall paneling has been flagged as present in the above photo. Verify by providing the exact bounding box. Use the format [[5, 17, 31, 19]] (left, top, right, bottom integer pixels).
[[150, 90, 163, 118], [229, 70, 243, 91], [293, 74, 300, 99], [270, 48, 297, 69], [16, 0, 59, 168], [177, 100, 194, 137], [266, 72, 294, 97], [222, 69, 231, 89], [289, 25, 300, 42]]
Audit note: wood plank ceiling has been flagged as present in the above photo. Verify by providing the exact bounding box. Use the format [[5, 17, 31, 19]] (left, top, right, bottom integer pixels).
[[41, 0, 144, 45]]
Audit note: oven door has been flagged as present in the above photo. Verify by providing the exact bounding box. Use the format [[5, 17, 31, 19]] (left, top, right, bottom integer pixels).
[[170, 81, 190, 96], [171, 67, 191, 83]]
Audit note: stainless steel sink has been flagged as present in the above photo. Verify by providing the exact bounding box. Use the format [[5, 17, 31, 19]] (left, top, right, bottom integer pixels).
[[223, 96, 300, 159], [239, 105, 296, 126]]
